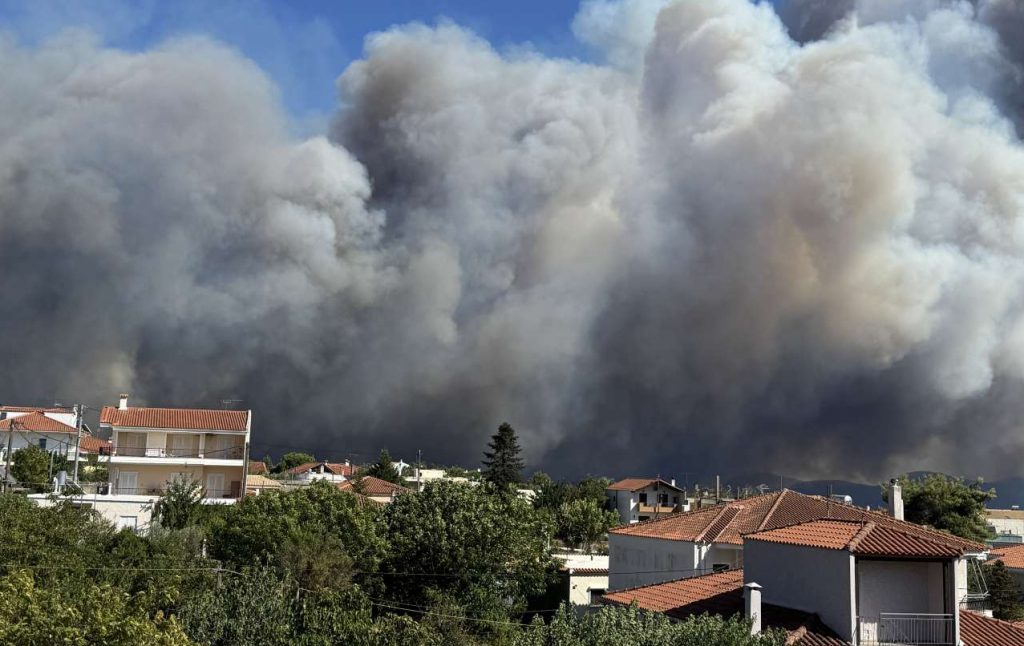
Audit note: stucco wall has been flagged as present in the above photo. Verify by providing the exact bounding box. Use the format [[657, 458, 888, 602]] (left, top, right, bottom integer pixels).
[[857, 560, 946, 618], [609, 534, 700, 589], [744, 541, 856, 641], [111, 464, 243, 497], [569, 574, 609, 605]]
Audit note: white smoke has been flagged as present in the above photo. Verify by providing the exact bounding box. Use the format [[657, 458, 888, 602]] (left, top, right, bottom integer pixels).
[[3, 1, 1024, 480]]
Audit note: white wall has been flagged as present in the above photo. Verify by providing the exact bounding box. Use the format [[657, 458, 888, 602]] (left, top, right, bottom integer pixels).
[[609, 534, 701, 589], [987, 514, 1024, 537], [569, 573, 609, 605], [744, 541, 857, 642], [857, 560, 946, 618]]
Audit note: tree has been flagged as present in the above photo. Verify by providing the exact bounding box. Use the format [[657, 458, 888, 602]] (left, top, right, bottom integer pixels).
[[276, 452, 315, 474], [381, 480, 554, 624], [153, 475, 204, 530], [363, 448, 405, 486], [11, 444, 55, 493], [555, 498, 619, 553], [984, 561, 1024, 621], [882, 474, 995, 543], [482, 422, 524, 493]]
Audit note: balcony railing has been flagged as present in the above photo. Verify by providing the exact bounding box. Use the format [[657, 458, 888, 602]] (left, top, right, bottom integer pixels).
[[110, 445, 244, 459], [858, 613, 955, 645]]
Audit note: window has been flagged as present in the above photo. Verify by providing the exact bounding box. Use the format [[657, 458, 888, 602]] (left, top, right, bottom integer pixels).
[[658, 493, 669, 506], [588, 589, 606, 605], [206, 473, 225, 498], [168, 434, 193, 457], [38, 438, 47, 450], [117, 471, 138, 495], [117, 516, 138, 532], [638, 492, 648, 505], [712, 563, 730, 573], [672, 495, 679, 504]]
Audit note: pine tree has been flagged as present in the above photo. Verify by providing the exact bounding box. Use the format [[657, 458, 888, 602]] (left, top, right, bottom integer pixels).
[[364, 448, 405, 485], [482, 422, 524, 493]]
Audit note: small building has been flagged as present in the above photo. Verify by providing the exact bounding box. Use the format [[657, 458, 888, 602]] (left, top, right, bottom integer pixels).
[[554, 552, 609, 608], [986, 508, 1024, 541], [0, 409, 80, 462], [287, 461, 354, 483], [245, 474, 282, 495], [338, 475, 409, 504], [606, 477, 686, 525]]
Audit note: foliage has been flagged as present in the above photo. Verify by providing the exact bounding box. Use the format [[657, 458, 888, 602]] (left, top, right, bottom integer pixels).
[[0, 569, 194, 645], [515, 604, 787, 646], [555, 498, 619, 553], [882, 474, 995, 542], [276, 452, 316, 474], [984, 561, 1024, 621], [80, 452, 110, 482], [11, 444, 62, 493], [154, 474, 204, 530], [381, 480, 554, 626], [362, 448, 406, 486], [482, 422, 525, 493]]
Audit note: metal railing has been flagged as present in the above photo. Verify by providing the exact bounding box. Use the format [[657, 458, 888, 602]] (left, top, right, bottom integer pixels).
[[858, 613, 955, 645], [110, 445, 244, 459]]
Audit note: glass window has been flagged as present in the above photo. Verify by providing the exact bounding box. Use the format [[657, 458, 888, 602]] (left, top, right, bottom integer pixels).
[[638, 492, 648, 504], [38, 438, 47, 450]]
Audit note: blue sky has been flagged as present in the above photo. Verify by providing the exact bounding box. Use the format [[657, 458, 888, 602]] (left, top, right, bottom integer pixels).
[[0, 0, 592, 123]]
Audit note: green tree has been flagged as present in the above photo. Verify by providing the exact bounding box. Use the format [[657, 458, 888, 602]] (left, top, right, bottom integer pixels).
[[556, 498, 619, 553], [363, 448, 405, 486], [381, 480, 554, 625], [11, 444, 58, 493], [154, 474, 204, 530], [482, 422, 524, 493], [984, 561, 1024, 621], [882, 474, 995, 543], [276, 452, 316, 474]]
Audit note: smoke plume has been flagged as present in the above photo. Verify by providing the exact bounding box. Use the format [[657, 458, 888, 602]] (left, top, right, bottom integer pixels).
[[4, 1, 1024, 481]]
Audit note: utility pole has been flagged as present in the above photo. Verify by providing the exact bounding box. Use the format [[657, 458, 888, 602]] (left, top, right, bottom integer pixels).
[[3, 420, 12, 494], [72, 404, 83, 484]]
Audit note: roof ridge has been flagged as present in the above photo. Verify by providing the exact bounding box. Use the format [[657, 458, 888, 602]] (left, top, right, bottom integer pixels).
[[609, 502, 726, 533], [859, 507, 985, 551], [605, 568, 743, 595], [695, 505, 739, 543], [755, 490, 788, 532], [846, 521, 876, 551]]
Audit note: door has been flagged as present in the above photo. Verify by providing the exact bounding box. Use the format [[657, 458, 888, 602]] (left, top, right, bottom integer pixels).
[[206, 473, 225, 498], [119, 432, 146, 457], [117, 471, 138, 494], [168, 434, 193, 457]]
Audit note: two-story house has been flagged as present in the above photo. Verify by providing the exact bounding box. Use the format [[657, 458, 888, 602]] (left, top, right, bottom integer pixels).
[[90, 394, 251, 530], [287, 460, 354, 483], [0, 406, 80, 463], [603, 516, 1009, 645], [606, 478, 687, 524]]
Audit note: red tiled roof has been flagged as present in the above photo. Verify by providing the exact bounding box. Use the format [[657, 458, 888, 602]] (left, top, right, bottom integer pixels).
[[746, 519, 966, 559], [0, 406, 73, 413], [607, 478, 683, 492], [565, 567, 609, 575], [78, 435, 112, 454], [961, 609, 1024, 646], [602, 570, 845, 646], [248, 460, 268, 475], [0, 412, 77, 433], [989, 544, 1024, 569], [610, 489, 985, 554], [338, 475, 408, 496], [100, 406, 249, 432]]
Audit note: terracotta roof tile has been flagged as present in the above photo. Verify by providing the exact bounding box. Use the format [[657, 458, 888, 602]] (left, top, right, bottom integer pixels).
[[563, 567, 609, 575], [989, 544, 1024, 569], [0, 406, 73, 413], [746, 519, 965, 558], [100, 406, 249, 432], [602, 570, 845, 646], [610, 489, 985, 555], [245, 474, 281, 489], [338, 475, 408, 496], [607, 478, 683, 492], [78, 435, 112, 454], [0, 411, 77, 433], [287, 461, 354, 476], [960, 609, 1024, 646], [248, 460, 268, 475]]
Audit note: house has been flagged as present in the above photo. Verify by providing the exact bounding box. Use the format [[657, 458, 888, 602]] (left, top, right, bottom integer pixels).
[[988, 543, 1024, 596], [0, 407, 81, 463], [287, 460, 354, 483], [245, 474, 282, 495], [604, 515, 1002, 646], [986, 508, 1024, 542], [606, 477, 687, 524], [607, 488, 985, 592], [337, 475, 408, 504], [554, 552, 609, 608], [410, 467, 474, 491], [248, 460, 269, 475], [62, 394, 252, 531]]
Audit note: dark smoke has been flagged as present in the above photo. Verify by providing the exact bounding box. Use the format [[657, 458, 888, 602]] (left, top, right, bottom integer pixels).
[[3, 1, 1024, 481]]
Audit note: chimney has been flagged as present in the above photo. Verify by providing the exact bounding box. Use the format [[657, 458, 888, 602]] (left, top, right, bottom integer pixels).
[[716, 475, 721, 501], [118, 393, 129, 410], [744, 582, 762, 636], [889, 478, 904, 521], [670, 478, 676, 487]]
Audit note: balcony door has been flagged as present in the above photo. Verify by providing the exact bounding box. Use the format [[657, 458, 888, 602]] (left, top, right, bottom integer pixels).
[[206, 473, 225, 498], [119, 432, 146, 457], [168, 434, 194, 458], [117, 471, 138, 495]]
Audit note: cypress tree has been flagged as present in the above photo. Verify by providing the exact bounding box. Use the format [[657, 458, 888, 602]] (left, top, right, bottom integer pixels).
[[482, 422, 524, 493]]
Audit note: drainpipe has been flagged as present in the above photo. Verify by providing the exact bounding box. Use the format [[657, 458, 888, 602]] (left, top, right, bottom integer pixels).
[[745, 582, 762, 636]]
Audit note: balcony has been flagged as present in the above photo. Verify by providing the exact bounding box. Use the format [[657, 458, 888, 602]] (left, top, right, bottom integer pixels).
[[110, 444, 243, 461], [858, 613, 955, 645], [637, 504, 680, 514]]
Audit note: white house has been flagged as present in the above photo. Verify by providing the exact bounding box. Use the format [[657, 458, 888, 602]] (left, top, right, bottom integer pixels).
[[608, 488, 986, 596], [986, 508, 1024, 540], [604, 515, 1000, 646], [34, 394, 252, 532], [554, 552, 609, 608], [606, 477, 687, 524], [0, 407, 81, 464], [286, 460, 354, 483]]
